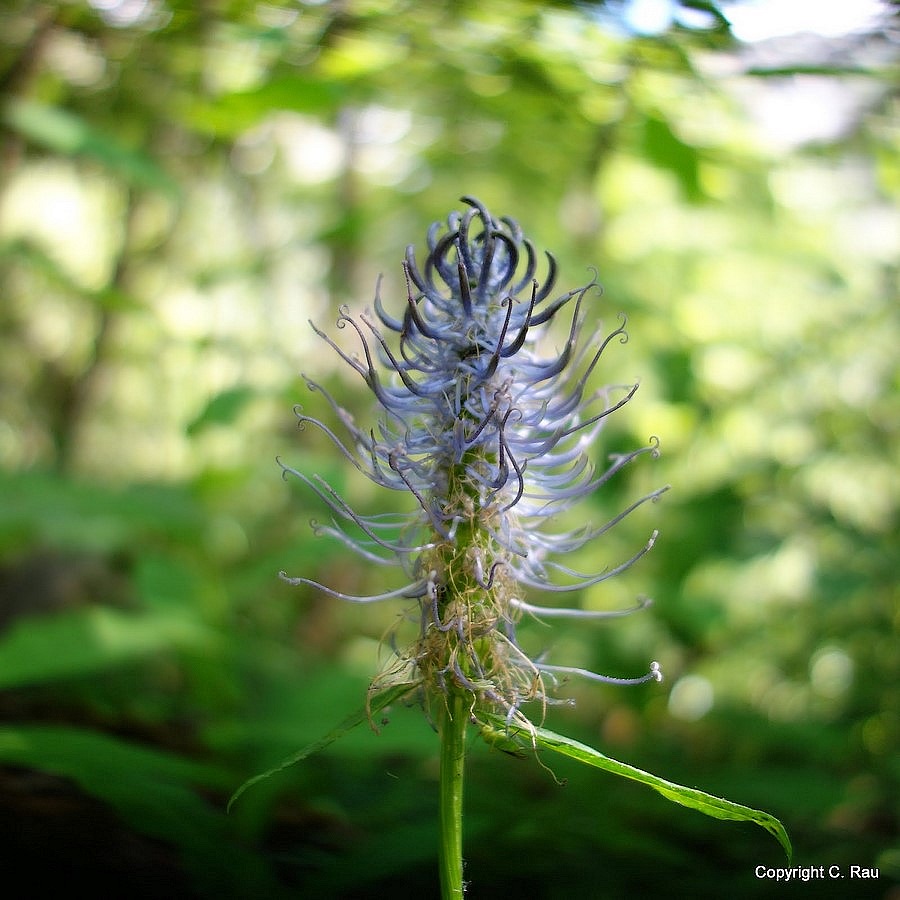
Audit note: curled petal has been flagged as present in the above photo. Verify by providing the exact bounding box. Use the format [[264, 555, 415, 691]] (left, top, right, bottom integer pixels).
[[533, 660, 663, 686], [510, 596, 653, 620], [279, 572, 428, 603]]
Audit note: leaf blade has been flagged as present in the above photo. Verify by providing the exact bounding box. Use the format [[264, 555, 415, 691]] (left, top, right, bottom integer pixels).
[[481, 714, 792, 861], [227, 681, 419, 811]]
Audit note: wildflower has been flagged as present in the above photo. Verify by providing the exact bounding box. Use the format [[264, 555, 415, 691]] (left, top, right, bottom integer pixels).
[[280, 196, 665, 731], [236, 206, 790, 887]]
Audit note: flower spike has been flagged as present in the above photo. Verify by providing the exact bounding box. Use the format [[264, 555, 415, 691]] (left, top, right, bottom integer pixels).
[[284, 197, 667, 724]]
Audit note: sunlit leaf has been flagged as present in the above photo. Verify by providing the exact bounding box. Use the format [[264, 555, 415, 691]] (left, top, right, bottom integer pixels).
[[0, 606, 216, 690], [181, 75, 342, 136]]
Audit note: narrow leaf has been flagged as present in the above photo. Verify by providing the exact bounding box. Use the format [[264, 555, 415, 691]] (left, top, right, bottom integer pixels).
[[481, 713, 792, 861], [227, 681, 419, 811]]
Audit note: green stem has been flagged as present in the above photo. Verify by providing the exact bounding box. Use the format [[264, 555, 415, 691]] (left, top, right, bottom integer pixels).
[[438, 688, 467, 899]]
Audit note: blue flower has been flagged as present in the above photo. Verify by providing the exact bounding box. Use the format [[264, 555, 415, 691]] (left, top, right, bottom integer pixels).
[[281, 196, 665, 727]]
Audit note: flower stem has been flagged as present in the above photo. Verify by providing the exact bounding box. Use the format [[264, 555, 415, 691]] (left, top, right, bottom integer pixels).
[[438, 687, 467, 899]]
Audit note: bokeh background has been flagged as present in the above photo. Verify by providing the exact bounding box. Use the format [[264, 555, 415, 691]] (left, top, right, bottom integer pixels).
[[1, 1, 897, 897]]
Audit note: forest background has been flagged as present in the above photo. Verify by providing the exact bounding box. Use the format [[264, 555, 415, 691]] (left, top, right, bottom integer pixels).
[[0, 1, 897, 897]]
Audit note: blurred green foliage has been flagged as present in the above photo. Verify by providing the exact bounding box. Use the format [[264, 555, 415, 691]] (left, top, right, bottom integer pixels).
[[0, 1, 897, 896]]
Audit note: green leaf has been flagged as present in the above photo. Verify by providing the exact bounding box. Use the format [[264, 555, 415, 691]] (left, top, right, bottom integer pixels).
[[0, 723, 231, 790], [181, 75, 342, 137], [227, 681, 420, 811], [0, 725, 284, 898], [0, 470, 204, 552], [640, 114, 703, 201], [746, 65, 882, 78], [679, 0, 732, 30], [186, 387, 257, 436], [0, 238, 141, 311], [0, 607, 215, 690], [480, 714, 792, 861], [2, 99, 178, 196]]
